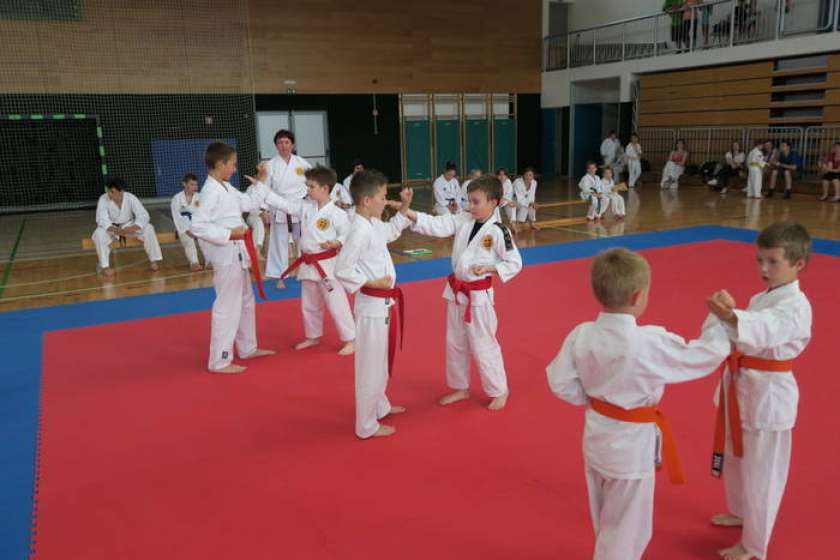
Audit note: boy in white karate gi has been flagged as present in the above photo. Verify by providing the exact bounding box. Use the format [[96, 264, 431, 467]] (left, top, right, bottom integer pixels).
[[497, 168, 516, 227], [546, 248, 730, 560], [263, 166, 355, 356], [601, 168, 625, 219], [579, 161, 608, 221], [460, 168, 482, 211], [170, 172, 204, 272], [706, 222, 813, 560], [265, 129, 312, 288], [335, 170, 413, 438], [432, 162, 463, 215], [745, 140, 766, 199], [398, 175, 522, 411], [92, 177, 163, 277], [190, 142, 276, 374], [512, 167, 539, 231], [625, 133, 643, 188], [333, 159, 363, 215]]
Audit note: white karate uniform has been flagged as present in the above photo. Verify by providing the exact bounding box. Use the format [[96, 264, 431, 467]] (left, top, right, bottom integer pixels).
[[746, 147, 766, 198], [547, 313, 730, 560], [170, 190, 204, 265], [625, 143, 643, 187], [92, 192, 163, 270], [660, 152, 687, 189], [331, 175, 355, 219], [335, 213, 412, 438], [579, 174, 608, 219], [600, 137, 621, 169], [601, 179, 625, 217], [718, 281, 811, 559], [432, 175, 463, 215], [459, 179, 474, 211], [264, 196, 355, 343], [265, 154, 312, 278], [190, 176, 272, 371], [411, 209, 522, 397], [244, 184, 267, 249], [512, 177, 537, 222], [500, 178, 516, 222]]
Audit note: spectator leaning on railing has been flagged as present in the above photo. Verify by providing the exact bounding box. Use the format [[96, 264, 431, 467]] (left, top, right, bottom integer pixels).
[[765, 141, 802, 199]]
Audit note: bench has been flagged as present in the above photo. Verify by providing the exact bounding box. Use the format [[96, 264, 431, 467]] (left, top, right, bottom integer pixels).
[[80, 231, 178, 250]]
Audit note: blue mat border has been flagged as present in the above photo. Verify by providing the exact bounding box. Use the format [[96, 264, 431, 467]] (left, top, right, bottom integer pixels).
[[1, 225, 838, 558]]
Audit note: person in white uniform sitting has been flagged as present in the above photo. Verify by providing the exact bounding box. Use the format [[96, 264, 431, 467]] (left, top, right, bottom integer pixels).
[[170, 172, 205, 272], [432, 161, 463, 215], [92, 177, 163, 277]]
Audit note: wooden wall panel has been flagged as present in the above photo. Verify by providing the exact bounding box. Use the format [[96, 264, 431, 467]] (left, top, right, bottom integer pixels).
[[639, 110, 769, 127], [825, 105, 840, 123], [0, 0, 541, 95], [642, 78, 772, 101], [641, 93, 770, 114], [640, 61, 773, 89], [829, 54, 840, 73], [826, 89, 840, 106]]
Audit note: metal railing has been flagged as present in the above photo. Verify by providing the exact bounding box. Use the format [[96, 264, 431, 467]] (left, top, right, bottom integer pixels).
[[546, 0, 839, 71], [639, 125, 840, 177]]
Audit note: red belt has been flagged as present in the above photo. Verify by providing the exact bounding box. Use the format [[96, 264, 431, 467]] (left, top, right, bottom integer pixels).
[[280, 247, 338, 280], [360, 286, 404, 376], [243, 229, 266, 300], [447, 273, 492, 323], [590, 398, 685, 484], [711, 352, 794, 478]]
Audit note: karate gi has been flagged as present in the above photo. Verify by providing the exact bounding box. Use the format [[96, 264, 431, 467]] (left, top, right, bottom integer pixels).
[[432, 174, 463, 216], [244, 184, 267, 249], [512, 177, 538, 222], [579, 173, 608, 220], [625, 142, 643, 187], [331, 175, 355, 219], [600, 137, 621, 169], [547, 313, 729, 560], [717, 281, 811, 559], [660, 151, 687, 190], [335, 213, 412, 438], [411, 209, 522, 397], [746, 147, 766, 198], [92, 191, 163, 270], [265, 154, 312, 278], [500, 178, 516, 222], [602, 179, 625, 217], [170, 190, 204, 265]]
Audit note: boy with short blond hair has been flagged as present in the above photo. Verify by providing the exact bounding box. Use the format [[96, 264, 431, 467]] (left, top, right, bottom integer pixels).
[[706, 222, 813, 560], [547, 247, 730, 560]]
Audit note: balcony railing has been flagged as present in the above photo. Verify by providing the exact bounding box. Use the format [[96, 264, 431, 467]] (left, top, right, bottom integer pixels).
[[544, 0, 839, 71]]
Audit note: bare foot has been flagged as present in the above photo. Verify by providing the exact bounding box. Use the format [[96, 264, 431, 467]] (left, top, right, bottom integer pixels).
[[488, 393, 509, 410], [190, 262, 203, 272], [241, 348, 275, 360], [276, 279, 286, 289], [530, 221, 540, 231], [337, 341, 355, 355], [711, 513, 743, 527], [149, 262, 160, 272], [209, 364, 247, 374], [439, 389, 470, 406], [373, 424, 396, 437], [719, 543, 753, 560], [294, 339, 320, 350], [511, 223, 520, 235], [386, 405, 407, 416], [204, 263, 213, 270], [102, 267, 115, 278]]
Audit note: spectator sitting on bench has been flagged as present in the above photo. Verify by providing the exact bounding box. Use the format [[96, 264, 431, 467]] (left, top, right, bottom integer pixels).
[[92, 177, 163, 277], [765, 140, 802, 199]]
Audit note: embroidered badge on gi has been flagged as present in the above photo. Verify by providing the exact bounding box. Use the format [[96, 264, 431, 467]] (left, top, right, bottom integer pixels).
[[295, 167, 305, 176], [481, 235, 493, 249], [316, 218, 330, 231]]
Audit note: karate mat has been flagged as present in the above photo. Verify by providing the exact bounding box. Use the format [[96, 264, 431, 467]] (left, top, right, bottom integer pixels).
[[3, 227, 839, 559]]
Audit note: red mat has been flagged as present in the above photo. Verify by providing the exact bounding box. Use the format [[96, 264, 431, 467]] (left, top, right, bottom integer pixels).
[[35, 241, 839, 559]]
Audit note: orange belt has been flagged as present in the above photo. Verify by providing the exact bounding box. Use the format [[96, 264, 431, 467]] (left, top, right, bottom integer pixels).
[[447, 273, 492, 323], [359, 286, 404, 376], [280, 247, 339, 282], [711, 352, 794, 477], [589, 398, 686, 484]]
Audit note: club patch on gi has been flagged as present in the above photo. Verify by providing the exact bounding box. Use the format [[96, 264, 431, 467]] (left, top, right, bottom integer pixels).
[[295, 167, 305, 176], [316, 218, 330, 231], [481, 235, 493, 249]]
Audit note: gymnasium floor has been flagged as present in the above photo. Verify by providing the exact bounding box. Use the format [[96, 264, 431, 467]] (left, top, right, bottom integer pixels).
[[1, 178, 839, 559]]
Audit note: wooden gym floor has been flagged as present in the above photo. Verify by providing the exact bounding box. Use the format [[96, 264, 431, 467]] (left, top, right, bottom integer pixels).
[[1, 175, 838, 312]]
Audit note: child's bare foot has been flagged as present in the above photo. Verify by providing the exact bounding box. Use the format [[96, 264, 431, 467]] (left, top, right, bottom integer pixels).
[[719, 543, 752, 560], [102, 267, 115, 278], [439, 389, 470, 406], [276, 279, 286, 289], [373, 424, 396, 437], [530, 221, 540, 231], [386, 405, 407, 416], [511, 223, 520, 234], [294, 339, 320, 350], [337, 341, 354, 355], [241, 348, 275, 359], [711, 513, 743, 527], [190, 262, 203, 272], [149, 261, 160, 272], [209, 364, 247, 374], [488, 393, 509, 410]]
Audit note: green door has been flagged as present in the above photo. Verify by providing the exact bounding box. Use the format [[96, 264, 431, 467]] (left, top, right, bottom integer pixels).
[[464, 119, 489, 173], [493, 118, 516, 172], [405, 119, 431, 180], [435, 119, 461, 175]]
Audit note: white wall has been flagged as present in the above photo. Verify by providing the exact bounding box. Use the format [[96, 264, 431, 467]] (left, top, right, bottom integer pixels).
[[566, 0, 662, 32]]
